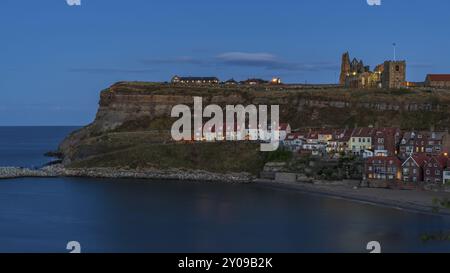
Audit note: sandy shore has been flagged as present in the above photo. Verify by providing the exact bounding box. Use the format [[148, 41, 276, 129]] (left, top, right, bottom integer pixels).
[[255, 179, 450, 217]]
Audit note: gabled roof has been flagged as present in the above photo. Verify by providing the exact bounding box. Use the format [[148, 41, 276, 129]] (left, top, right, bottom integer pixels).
[[427, 74, 450, 82], [352, 127, 374, 138], [424, 156, 448, 169], [402, 154, 427, 167], [366, 156, 402, 166]]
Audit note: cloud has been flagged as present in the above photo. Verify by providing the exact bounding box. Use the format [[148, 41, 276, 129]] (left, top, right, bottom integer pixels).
[[217, 52, 278, 65], [68, 68, 157, 74], [216, 52, 338, 71], [141, 56, 208, 66], [139, 52, 339, 72]]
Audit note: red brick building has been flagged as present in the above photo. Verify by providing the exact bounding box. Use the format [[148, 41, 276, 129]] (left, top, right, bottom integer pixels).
[[401, 155, 426, 183], [423, 156, 448, 184], [425, 74, 450, 88], [399, 131, 446, 159], [365, 156, 402, 181], [372, 128, 401, 156]]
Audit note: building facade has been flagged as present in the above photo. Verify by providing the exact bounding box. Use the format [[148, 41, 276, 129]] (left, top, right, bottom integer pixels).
[[423, 156, 447, 184], [425, 74, 450, 88], [399, 131, 446, 159], [401, 155, 425, 183], [172, 76, 219, 84], [349, 127, 374, 155], [365, 156, 402, 181], [382, 61, 406, 89]]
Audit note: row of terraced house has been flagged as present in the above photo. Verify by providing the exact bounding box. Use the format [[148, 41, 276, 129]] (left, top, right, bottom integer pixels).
[[280, 127, 450, 185]]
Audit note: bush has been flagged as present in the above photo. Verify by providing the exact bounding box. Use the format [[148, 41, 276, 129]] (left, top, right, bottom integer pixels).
[[264, 149, 293, 163]]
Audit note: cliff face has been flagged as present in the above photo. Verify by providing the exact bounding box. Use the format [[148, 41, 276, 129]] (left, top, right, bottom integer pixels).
[[58, 82, 450, 165]]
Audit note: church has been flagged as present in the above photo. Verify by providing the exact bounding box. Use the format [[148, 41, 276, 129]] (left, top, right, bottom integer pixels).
[[339, 52, 406, 89]]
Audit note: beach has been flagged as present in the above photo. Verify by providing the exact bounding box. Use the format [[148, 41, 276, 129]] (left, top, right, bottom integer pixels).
[[255, 179, 450, 216]]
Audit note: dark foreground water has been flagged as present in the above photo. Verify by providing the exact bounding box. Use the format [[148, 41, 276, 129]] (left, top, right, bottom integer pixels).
[[1, 127, 450, 253]]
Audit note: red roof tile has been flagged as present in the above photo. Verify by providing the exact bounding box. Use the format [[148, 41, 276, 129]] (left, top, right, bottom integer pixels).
[[427, 74, 450, 82]]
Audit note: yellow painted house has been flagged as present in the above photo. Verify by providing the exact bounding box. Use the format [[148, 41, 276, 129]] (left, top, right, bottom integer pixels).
[[348, 128, 374, 155]]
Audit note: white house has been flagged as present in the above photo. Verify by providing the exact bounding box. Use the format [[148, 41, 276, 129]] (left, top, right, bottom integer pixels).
[[282, 133, 304, 151], [444, 168, 450, 185]]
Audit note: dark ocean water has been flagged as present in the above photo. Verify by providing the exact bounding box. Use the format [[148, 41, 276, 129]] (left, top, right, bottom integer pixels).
[[1, 127, 450, 253]]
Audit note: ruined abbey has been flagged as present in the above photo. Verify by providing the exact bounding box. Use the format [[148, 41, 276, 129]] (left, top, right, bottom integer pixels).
[[339, 52, 406, 89]]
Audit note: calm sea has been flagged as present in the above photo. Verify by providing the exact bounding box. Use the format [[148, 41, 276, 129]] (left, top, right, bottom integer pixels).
[[0, 126, 450, 253]]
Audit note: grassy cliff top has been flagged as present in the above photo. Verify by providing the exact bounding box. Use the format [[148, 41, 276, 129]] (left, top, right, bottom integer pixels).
[[105, 81, 450, 104]]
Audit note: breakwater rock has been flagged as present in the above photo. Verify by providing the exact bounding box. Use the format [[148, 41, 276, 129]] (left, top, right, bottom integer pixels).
[[0, 164, 254, 183]]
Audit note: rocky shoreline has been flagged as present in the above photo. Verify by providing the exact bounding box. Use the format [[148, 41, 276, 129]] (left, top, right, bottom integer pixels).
[[0, 164, 254, 183]]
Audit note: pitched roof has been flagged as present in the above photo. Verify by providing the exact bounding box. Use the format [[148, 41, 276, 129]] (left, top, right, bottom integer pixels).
[[427, 74, 450, 82], [352, 127, 374, 138], [403, 154, 427, 167], [366, 156, 402, 166], [424, 156, 448, 169]]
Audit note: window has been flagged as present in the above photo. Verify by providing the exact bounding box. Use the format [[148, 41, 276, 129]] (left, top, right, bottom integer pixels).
[[436, 170, 440, 176], [426, 170, 431, 175], [396, 65, 400, 71]]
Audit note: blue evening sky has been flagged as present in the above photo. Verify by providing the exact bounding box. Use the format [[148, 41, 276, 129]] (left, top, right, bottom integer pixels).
[[0, 0, 449, 125]]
